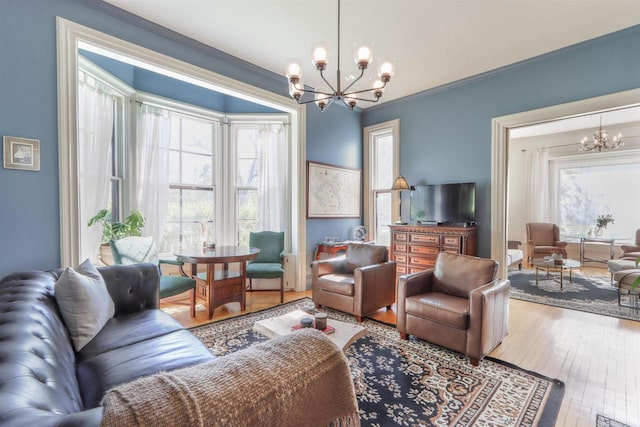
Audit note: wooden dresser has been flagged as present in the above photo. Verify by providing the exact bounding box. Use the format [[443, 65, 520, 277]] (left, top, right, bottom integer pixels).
[[389, 224, 477, 278]]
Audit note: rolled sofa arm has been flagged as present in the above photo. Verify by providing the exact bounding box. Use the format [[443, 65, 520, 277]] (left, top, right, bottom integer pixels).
[[99, 264, 160, 316], [101, 329, 360, 427]]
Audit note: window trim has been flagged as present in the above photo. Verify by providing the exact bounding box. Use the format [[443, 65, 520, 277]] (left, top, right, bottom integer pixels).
[[363, 119, 400, 244], [57, 18, 308, 292]]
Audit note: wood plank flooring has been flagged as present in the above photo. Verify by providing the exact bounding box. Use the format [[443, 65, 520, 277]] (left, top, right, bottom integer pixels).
[[161, 286, 640, 427]]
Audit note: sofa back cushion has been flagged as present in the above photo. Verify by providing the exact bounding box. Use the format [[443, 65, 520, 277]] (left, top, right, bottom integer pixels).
[[432, 252, 498, 298], [345, 244, 388, 272]]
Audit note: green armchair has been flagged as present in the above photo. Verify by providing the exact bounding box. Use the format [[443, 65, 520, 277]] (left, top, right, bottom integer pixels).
[[246, 231, 286, 303], [110, 236, 197, 317]]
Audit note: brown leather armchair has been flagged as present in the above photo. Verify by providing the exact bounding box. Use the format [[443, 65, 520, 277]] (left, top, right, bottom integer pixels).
[[621, 229, 640, 259], [397, 252, 510, 366], [526, 222, 568, 261], [312, 244, 396, 322]]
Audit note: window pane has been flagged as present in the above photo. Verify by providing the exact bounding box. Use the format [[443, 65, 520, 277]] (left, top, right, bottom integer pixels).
[[169, 150, 180, 184], [181, 153, 212, 185], [374, 133, 393, 190], [237, 129, 258, 157], [237, 158, 259, 187], [170, 116, 181, 150], [238, 189, 257, 247], [559, 162, 640, 239], [375, 191, 392, 246], [181, 189, 214, 222], [181, 117, 212, 155]]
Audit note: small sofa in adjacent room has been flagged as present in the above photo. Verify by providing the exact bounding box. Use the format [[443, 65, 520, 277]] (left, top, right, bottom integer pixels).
[[0, 263, 358, 426]]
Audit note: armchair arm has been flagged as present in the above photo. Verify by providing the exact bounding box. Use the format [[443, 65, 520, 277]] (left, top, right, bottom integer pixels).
[[159, 258, 188, 277], [396, 269, 435, 334], [467, 279, 510, 363], [353, 261, 396, 317], [555, 241, 568, 248], [621, 244, 640, 253]]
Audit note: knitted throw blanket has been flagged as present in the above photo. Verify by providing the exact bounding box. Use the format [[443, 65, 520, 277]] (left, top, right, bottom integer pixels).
[[101, 329, 360, 427]]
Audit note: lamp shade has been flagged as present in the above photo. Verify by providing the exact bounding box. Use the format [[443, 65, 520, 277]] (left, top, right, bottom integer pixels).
[[391, 176, 410, 191]]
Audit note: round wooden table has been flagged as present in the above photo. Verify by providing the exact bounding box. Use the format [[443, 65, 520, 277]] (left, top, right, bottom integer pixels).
[[176, 246, 260, 319]]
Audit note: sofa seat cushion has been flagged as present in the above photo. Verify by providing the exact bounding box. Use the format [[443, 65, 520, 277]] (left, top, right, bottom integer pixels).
[[77, 329, 215, 408], [507, 249, 523, 267], [316, 274, 355, 296], [78, 309, 184, 361], [246, 262, 285, 279], [406, 292, 469, 330], [159, 275, 196, 299]]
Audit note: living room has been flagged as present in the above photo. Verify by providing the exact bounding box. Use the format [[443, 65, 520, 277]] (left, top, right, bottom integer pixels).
[[1, 1, 639, 426]]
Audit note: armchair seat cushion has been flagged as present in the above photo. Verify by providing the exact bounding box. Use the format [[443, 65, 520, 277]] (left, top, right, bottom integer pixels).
[[159, 275, 197, 299], [246, 262, 284, 279], [406, 292, 469, 330], [532, 246, 563, 256], [316, 274, 355, 296]]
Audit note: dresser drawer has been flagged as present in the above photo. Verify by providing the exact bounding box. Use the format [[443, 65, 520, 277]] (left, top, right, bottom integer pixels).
[[394, 243, 407, 253], [409, 267, 430, 274], [442, 236, 461, 248], [409, 256, 435, 268], [394, 254, 407, 264], [409, 245, 439, 256], [409, 233, 439, 245], [396, 265, 408, 275], [393, 232, 408, 242]]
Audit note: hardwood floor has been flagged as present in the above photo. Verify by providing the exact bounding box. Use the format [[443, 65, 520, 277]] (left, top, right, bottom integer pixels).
[[161, 286, 640, 427]]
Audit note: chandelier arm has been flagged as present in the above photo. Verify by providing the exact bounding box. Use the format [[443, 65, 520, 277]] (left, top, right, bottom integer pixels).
[[340, 68, 366, 95], [344, 81, 388, 96], [342, 95, 381, 103], [318, 69, 338, 95]]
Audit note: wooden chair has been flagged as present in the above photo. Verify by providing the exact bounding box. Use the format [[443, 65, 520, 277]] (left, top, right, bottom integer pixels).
[[246, 231, 286, 303]]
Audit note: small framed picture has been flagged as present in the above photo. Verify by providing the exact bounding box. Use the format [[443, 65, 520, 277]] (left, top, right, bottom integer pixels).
[[3, 136, 40, 171]]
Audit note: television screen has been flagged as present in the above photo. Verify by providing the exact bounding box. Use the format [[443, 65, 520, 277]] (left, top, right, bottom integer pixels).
[[410, 183, 476, 225]]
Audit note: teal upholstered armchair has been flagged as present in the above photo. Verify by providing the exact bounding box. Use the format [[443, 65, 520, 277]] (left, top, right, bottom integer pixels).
[[110, 236, 197, 317], [246, 231, 286, 303]]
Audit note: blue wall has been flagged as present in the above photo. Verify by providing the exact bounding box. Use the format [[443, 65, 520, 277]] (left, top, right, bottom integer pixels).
[[306, 104, 363, 266], [0, 0, 358, 278], [362, 25, 640, 257]]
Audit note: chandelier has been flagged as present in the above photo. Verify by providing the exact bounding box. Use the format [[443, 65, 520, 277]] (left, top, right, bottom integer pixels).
[[284, 0, 395, 111], [580, 115, 623, 152]]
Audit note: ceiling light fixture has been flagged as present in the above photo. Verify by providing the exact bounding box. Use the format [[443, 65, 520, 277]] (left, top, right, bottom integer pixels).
[[284, 0, 395, 112], [580, 115, 623, 152]]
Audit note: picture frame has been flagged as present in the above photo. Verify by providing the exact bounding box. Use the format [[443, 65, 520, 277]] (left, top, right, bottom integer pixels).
[[307, 161, 361, 218], [3, 136, 40, 171]]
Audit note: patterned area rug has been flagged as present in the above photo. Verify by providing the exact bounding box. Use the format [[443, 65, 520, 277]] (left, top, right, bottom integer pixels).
[[190, 299, 564, 426], [596, 414, 632, 427], [508, 268, 640, 321]]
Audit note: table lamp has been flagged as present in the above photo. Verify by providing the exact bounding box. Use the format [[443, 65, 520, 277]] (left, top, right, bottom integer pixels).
[[391, 176, 411, 224]]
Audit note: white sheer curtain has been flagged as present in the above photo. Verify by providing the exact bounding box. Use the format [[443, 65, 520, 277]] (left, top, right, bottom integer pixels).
[[134, 103, 171, 245], [256, 124, 287, 231], [77, 70, 114, 263], [525, 148, 550, 222]]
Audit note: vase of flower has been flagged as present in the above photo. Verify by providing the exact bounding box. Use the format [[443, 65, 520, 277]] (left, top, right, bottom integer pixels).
[[595, 214, 614, 237]]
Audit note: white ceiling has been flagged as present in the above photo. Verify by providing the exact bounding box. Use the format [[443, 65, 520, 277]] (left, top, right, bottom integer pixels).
[[103, 0, 640, 109]]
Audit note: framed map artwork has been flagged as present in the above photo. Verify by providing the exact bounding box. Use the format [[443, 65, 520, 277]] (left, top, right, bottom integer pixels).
[[307, 161, 361, 218]]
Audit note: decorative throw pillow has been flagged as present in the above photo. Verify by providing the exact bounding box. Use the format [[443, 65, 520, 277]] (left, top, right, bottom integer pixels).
[[54, 258, 115, 351]]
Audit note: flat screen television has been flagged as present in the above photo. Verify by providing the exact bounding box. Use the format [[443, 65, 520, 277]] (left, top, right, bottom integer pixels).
[[410, 182, 476, 225]]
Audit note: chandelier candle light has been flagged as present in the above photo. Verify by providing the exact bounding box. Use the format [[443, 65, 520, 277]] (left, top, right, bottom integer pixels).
[[285, 0, 395, 111], [580, 115, 623, 152]]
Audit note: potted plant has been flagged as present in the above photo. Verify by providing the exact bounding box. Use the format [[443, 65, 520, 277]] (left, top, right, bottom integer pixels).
[[88, 209, 146, 265]]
